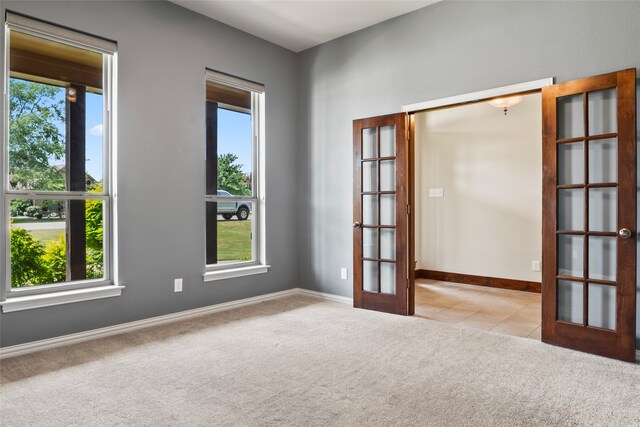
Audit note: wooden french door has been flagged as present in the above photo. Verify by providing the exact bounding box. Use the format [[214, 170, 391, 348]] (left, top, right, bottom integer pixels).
[[542, 68, 637, 362], [353, 113, 409, 315]]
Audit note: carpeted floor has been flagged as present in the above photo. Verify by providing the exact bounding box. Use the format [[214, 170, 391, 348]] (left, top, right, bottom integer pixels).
[[1, 295, 639, 426]]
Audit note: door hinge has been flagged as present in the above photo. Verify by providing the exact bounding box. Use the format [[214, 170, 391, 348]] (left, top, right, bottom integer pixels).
[[406, 204, 410, 215]]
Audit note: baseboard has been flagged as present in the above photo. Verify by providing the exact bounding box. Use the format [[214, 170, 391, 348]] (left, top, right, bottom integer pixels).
[[0, 288, 635, 362], [637, 350, 640, 363], [416, 269, 541, 293], [0, 288, 297, 359], [0, 287, 352, 359], [296, 288, 353, 304]]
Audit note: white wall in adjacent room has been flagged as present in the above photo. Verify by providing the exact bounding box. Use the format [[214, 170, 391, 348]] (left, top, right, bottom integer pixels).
[[414, 93, 542, 282]]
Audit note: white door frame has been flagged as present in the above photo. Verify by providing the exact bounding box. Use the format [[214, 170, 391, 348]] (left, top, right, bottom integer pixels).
[[401, 78, 554, 113]]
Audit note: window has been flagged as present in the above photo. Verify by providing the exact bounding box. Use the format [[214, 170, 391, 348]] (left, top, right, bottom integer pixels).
[[2, 13, 117, 301], [204, 70, 267, 280]]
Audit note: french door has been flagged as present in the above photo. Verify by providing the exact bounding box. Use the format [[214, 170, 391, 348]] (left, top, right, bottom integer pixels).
[[353, 113, 409, 315], [542, 68, 636, 362]]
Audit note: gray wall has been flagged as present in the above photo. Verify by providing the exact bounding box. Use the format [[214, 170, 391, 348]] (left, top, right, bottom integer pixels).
[[2, 1, 639, 351], [296, 1, 640, 348], [0, 1, 299, 347]]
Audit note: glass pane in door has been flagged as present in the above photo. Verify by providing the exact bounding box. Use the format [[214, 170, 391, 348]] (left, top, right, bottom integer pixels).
[[363, 260, 378, 293], [557, 235, 584, 277], [588, 89, 617, 136], [380, 160, 396, 191], [588, 188, 616, 232], [557, 94, 584, 139], [363, 228, 377, 259], [362, 128, 377, 158], [380, 195, 396, 225], [380, 229, 395, 260], [588, 283, 616, 330], [380, 263, 396, 294], [557, 280, 583, 324], [588, 236, 617, 281], [380, 125, 396, 157], [558, 189, 584, 231], [558, 142, 584, 184], [588, 138, 617, 183], [362, 195, 378, 225], [362, 161, 377, 192]]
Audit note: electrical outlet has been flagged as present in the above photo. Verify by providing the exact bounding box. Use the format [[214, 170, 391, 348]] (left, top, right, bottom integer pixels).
[[532, 260, 541, 272], [174, 278, 183, 292], [340, 268, 348, 280], [429, 188, 444, 198]]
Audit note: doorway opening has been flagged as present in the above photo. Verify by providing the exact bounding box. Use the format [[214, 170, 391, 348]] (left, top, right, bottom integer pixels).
[[411, 92, 543, 339]]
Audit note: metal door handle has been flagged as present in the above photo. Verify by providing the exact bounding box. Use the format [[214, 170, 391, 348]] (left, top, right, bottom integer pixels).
[[618, 228, 633, 239], [353, 221, 362, 229]]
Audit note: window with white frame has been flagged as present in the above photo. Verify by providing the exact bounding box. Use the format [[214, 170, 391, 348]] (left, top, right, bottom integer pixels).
[[3, 13, 116, 296], [204, 70, 267, 280]]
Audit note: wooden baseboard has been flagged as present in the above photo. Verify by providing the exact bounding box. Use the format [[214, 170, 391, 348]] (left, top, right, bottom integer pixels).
[[416, 269, 541, 293]]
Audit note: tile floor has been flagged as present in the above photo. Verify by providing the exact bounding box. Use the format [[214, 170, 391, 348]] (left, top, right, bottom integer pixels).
[[415, 279, 541, 340]]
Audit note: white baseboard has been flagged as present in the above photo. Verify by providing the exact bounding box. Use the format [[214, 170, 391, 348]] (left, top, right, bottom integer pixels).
[[1, 289, 636, 362], [296, 288, 353, 304], [0, 287, 351, 359]]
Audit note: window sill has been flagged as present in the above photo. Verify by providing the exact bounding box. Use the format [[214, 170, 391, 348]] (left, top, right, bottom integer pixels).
[[1, 285, 125, 313], [203, 265, 270, 282]]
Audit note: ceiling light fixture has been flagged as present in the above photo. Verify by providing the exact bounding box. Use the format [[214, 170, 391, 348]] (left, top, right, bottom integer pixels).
[[487, 95, 524, 115]]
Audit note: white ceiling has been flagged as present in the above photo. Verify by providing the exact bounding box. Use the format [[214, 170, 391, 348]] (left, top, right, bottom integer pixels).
[[170, 1, 439, 52]]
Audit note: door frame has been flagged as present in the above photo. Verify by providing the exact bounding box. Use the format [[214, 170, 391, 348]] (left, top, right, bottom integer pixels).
[[401, 77, 554, 316]]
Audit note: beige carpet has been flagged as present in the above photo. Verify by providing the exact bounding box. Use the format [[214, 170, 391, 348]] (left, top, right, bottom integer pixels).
[[1, 295, 639, 426]]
